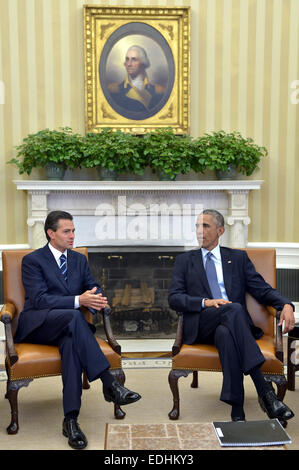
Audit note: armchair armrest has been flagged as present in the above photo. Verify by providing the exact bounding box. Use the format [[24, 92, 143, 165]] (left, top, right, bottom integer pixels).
[[102, 307, 121, 356], [274, 309, 284, 363], [172, 312, 184, 357], [81, 305, 121, 355], [264, 306, 283, 363], [0, 302, 16, 322], [0, 303, 18, 367], [266, 306, 277, 317]]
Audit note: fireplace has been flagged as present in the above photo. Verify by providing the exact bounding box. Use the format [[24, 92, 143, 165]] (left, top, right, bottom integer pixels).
[[13, 180, 262, 339], [89, 250, 181, 339]]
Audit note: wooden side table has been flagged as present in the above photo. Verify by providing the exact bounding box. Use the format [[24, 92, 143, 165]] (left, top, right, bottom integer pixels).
[[287, 324, 299, 390]]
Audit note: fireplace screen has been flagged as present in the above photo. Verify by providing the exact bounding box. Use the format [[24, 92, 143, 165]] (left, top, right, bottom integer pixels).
[[89, 251, 181, 339]]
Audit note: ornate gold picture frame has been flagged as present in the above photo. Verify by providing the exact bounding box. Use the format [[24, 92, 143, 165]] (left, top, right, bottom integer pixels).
[[84, 6, 190, 134]]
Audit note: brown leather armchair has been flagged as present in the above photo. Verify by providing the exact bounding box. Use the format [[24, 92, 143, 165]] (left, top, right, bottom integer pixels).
[[0, 248, 126, 435], [168, 249, 288, 422]]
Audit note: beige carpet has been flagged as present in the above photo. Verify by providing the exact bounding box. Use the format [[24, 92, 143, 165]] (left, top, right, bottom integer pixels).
[[0, 368, 298, 450]]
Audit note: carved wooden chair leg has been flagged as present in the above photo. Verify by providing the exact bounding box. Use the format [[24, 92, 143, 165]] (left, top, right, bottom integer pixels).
[[110, 369, 126, 420], [264, 374, 287, 401], [287, 337, 296, 391], [5, 378, 33, 434], [260, 374, 289, 428], [191, 371, 198, 388], [82, 371, 90, 390], [275, 379, 288, 402], [168, 369, 190, 420], [114, 404, 126, 419]]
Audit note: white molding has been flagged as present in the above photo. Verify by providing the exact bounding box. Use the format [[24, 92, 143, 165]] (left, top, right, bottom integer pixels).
[[1, 243, 299, 269], [13, 179, 264, 192], [0, 244, 30, 250], [247, 242, 299, 269], [1, 243, 298, 268], [14, 179, 263, 249], [293, 302, 299, 322]]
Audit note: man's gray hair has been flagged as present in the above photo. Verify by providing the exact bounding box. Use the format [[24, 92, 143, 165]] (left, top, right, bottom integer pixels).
[[201, 209, 225, 227], [127, 45, 150, 68]]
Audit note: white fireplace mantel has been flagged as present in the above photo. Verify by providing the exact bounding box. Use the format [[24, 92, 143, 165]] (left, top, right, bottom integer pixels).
[[14, 180, 263, 249]]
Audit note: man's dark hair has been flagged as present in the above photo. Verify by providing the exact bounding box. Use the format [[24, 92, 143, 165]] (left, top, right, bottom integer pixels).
[[44, 211, 73, 242], [201, 209, 225, 227]]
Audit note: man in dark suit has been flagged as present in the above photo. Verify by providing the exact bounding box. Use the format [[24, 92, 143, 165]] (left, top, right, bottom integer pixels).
[[168, 209, 295, 422], [14, 211, 141, 449]]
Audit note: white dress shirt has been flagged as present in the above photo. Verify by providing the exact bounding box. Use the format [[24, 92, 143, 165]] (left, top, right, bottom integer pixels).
[[201, 244, 229, 304], [48, 243, 80, 308]]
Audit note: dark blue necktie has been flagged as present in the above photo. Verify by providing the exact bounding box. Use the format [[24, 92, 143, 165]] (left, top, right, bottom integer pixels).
[[59, 254, 67, 281], [205, 251, 222, 299]]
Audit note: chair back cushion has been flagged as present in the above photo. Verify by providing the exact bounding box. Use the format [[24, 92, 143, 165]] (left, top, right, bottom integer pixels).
[[244, 248, 276, 337], [2, 247, 88, 335]]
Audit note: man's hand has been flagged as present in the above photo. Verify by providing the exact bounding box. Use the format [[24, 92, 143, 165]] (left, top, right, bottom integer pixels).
[[204, 299, 232, 308], [278, 304, 295, 334], [79, 287, 108, 311]]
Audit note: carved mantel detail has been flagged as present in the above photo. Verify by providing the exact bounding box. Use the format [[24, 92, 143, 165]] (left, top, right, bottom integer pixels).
[[14, 180, 263, 250]]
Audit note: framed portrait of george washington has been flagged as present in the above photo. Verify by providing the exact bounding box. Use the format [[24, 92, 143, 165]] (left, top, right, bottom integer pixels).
[[84, 6, 190, 134]]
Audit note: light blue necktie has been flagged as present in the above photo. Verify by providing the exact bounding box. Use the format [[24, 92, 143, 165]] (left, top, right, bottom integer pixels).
[[59, 253, 67, 281], [205, 251, 222, 299]]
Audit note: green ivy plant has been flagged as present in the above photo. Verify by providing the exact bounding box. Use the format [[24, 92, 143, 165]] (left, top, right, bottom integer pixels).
[[8, 127, 84, 175], [82, 129, 146, 175], [142, 128, 194, 180], [193, 130, 268, 176], [8, 126, 267, 180]]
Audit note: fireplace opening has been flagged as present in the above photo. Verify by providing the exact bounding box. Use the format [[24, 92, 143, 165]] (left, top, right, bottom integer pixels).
[[88, 250, 183, 339]]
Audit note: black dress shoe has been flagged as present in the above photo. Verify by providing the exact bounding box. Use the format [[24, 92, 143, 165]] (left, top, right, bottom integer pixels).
[[103, 380, 141, 406], [258, 390, 294, 421], [62, 418, 88, 450]]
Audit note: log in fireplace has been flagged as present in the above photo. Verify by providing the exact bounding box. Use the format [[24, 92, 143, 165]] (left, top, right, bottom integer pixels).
[[89, 250, 181, 339]]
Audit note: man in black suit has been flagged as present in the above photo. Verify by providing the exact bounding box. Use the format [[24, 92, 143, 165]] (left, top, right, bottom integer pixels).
[[14, 211, 141, 449], [168, 209, 295, 422]]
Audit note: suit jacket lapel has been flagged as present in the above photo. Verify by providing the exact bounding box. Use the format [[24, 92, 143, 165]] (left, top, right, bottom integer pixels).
[[220, 247, 233, 299], [191, 249, 212, 297], [66, 248, 76, 290]]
